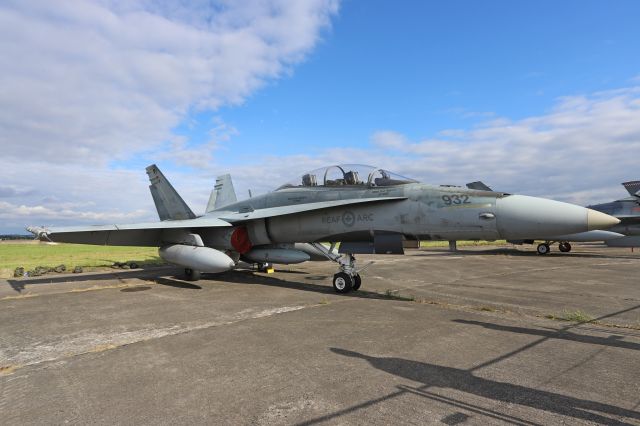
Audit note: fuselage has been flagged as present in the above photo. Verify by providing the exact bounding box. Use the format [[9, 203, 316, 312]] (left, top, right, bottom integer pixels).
[[201, 183, 604, 247]]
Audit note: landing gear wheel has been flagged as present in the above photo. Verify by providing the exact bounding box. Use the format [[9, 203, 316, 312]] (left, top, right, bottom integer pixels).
[[184, 268, 201, 281], [352, 274, 362, 291], [558, 242, 572, 253], [257, 263, 272, 273], [333, 272, 353, 294], [536, 243, 550, 255]]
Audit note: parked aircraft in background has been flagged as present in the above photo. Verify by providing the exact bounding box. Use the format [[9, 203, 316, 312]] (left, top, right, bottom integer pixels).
[[28, 164, 619, 292], [588, 181, 640, 248]]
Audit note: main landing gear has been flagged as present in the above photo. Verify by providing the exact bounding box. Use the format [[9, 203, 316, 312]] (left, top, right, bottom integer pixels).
[[310, 243, 369, 294], [184, 268, 201, 281], [331, 255, 363, 294], [536, 241, 572, 255], [257, 262, 273, 273]]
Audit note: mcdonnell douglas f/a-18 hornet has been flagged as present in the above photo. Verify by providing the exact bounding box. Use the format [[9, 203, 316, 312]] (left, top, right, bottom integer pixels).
[[589, 180, 640, 247], [28, 164, 620, 293]]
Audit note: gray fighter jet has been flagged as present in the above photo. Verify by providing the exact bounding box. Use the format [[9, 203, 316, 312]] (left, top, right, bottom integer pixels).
[[588, 181, 640, 247], [465, 181, 626, 254], [28, 164, 619, 293]]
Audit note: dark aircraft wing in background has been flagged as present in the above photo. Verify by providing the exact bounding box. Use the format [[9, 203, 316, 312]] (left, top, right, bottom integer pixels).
[[466, 181, 493, 191]]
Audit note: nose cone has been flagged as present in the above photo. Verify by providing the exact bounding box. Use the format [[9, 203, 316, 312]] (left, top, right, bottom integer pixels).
[[587, 209, 620, 230], [495, 195, 614, 240]]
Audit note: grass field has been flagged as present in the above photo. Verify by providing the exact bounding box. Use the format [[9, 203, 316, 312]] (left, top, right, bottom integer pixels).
[[0, 239, 509, 279], [420, 240, 507, 247], [0, 242, 163, 278]]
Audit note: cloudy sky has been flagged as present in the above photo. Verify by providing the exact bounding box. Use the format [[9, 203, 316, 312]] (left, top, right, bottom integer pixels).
[[1, 0, 640, 233]]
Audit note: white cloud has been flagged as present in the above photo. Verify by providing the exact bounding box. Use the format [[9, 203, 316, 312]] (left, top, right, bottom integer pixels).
[[0, 0, 338, 232], [218, 87, 640, 207], [0, 0, 338, 164], [1, 2, 638, 234], [370, 130, 408, 150], [4, 85, 640, 233]]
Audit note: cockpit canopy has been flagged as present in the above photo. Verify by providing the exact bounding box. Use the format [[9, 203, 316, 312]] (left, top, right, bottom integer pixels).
[[275, 164, 418, 191]]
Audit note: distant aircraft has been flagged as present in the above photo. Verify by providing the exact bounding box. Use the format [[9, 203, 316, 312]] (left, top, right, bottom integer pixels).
[[28, 164, 619, 293], [588, 181, 640, 248]]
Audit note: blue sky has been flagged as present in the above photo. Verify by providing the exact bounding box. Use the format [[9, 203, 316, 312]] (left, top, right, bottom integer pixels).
[[197, 0, 640, 160], [2, 1, 640, 233]]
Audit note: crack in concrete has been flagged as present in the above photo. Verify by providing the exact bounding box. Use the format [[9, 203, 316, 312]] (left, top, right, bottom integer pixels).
[[0, 304, 311, 375]]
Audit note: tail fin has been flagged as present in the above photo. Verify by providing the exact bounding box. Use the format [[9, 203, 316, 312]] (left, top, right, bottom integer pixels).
[[146, 164, 196, 221], [622, 181, 640, 198], [206, 174, 237, 213]]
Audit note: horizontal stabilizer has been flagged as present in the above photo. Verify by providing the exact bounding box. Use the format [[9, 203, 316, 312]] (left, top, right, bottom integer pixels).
[[622, 181, 640, 197], [466, 181, 493, 191]]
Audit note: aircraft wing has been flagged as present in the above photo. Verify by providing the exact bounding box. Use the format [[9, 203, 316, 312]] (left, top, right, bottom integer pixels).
[[30, 197, 406, 246], [29, 217, 232, 246], [217, 197, 407, 223]]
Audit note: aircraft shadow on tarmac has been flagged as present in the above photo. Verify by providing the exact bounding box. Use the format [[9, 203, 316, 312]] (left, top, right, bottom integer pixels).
[[452, 318, 640, 351], [5, 266, 176, 293], [297, 348, 640, 426], [413, 248, 639, 260], [150, 277, 202, 290], [5, 267, 407, 301], [209, 270, 405, 301]]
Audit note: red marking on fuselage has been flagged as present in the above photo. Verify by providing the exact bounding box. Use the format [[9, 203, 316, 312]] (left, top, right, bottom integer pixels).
[[230, 227, 252, 254]]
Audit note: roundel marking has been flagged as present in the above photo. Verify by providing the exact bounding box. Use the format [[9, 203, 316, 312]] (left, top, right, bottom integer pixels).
[[342, 211, 356, 227]]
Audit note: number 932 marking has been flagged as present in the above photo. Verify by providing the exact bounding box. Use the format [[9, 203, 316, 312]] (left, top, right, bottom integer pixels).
[[442, 194, 471, 205]]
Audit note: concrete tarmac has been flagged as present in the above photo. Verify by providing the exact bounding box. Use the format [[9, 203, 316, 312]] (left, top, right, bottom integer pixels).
[[1, 244, 639, 424]]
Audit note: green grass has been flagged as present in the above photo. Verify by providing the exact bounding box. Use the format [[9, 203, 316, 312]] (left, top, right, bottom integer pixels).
[[0, 242, 163, 278], [546, 310, 594, 323], [382, 289, 416, 301], [419, 240, 508, 248]]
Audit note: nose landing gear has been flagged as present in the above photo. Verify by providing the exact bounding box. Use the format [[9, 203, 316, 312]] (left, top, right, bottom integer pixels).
[[558, 242, 572, 252], [536, 241, 572, 255]]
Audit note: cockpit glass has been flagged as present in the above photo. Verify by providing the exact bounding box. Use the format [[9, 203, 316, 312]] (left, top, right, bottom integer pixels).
[[275, 164, 418, 190]]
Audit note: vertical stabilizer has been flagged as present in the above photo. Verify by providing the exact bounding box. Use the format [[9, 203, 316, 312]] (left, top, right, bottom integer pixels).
[[622, 181, 640, 198], [146, 164, 196, 221], [206, 174, 237, 212]]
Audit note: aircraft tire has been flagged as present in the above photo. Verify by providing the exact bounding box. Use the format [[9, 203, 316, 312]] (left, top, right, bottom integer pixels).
[[185, 268, 201, 281], [333, 272, 353, 293], [352, 274, 362, 291], [536, 243, 550, 255], [558, 242, 572, 253]]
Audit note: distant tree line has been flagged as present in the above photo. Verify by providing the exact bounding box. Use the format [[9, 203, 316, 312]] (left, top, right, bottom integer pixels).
[[0, 234, 32, 240]]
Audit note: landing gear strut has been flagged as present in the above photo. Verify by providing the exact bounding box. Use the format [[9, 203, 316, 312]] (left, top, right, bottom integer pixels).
[[310, 243, 370, 294], [257, 262, 273, 273]]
